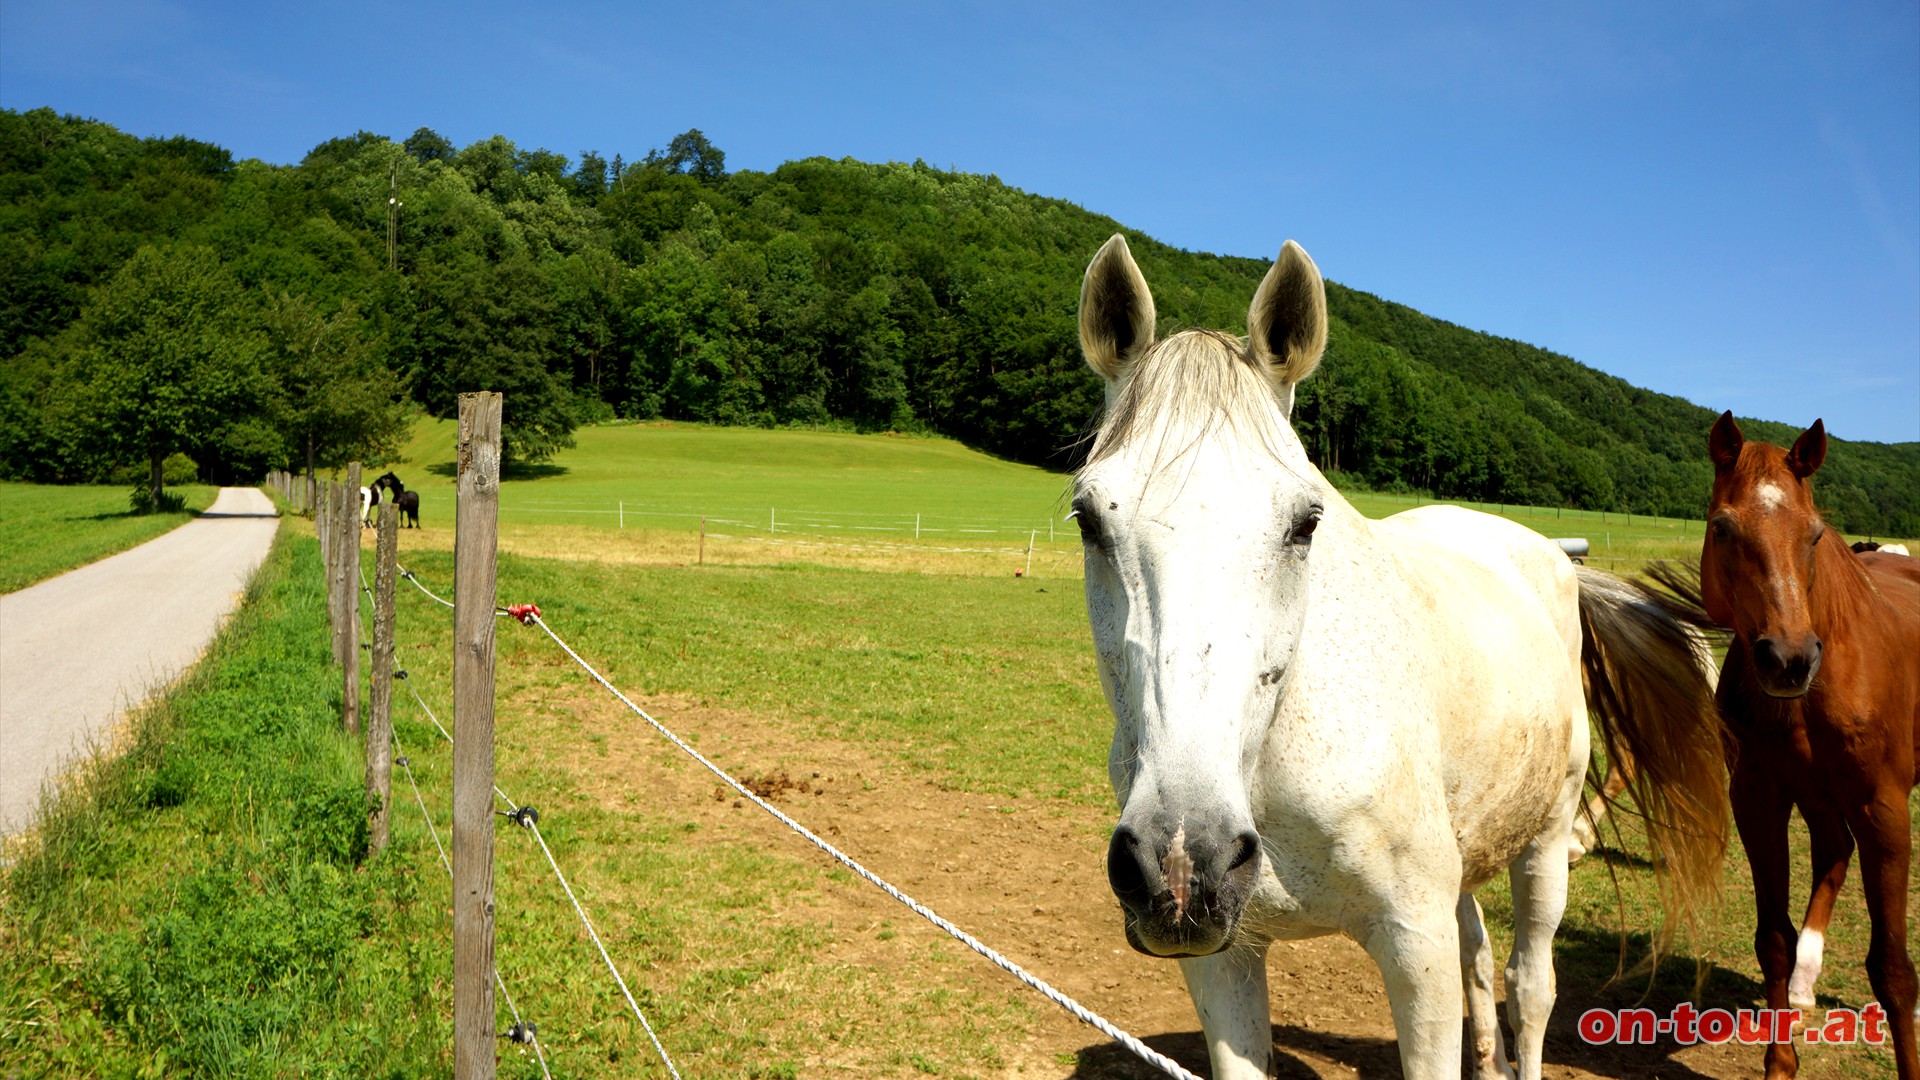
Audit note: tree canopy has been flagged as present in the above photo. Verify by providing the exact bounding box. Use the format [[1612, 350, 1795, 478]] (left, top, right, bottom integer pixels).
[[1, 107, 1915, 534]]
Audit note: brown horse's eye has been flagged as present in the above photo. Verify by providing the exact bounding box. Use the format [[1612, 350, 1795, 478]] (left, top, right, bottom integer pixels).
[[1710, 519, 1733, 542]]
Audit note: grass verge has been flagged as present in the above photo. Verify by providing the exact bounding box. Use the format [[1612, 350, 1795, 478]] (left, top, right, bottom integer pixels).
[[0, 482, 219, 594], [0, 525, 446, 1078]]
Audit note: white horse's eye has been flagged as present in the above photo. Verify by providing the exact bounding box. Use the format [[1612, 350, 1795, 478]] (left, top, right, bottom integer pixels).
[[1290, 513, 1322, 547], [1071, 501, 1110, 549]]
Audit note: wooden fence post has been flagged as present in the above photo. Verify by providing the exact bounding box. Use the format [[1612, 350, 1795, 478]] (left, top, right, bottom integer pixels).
[[340, 462, 362, 734], [453, 392, 502, 1080], [329, 484, 346, 664], [367, 500, 398, 853], [321, 482, 337, 645]]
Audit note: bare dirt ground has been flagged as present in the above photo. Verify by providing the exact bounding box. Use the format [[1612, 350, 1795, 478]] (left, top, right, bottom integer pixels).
[[541, 686, 1810, 1080]]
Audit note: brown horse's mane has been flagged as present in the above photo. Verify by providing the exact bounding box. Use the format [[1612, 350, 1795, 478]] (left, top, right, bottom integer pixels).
[[1811, 517, 1887, 627]]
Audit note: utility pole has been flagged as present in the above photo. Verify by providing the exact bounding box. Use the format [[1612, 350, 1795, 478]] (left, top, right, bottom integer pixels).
[[387, 162, 403, 271]]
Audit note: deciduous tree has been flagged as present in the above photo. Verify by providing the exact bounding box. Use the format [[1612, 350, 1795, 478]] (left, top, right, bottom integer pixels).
[[66, 244, 264, 507]]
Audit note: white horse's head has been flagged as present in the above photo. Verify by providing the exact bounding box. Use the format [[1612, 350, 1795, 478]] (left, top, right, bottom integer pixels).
[[1074, 234, 1329, 957]]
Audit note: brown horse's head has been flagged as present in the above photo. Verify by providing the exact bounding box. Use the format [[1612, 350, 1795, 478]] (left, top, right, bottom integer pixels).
[[1702, 412, 1829, 698]]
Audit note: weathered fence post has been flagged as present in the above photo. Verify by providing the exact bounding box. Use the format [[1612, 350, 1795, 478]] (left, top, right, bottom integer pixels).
[[698, 516, 706, 565], [320, 482, 337, 641], [367, 500, 398, 853], [339, 463, 362, 733], [453, 392, 502, 1080]]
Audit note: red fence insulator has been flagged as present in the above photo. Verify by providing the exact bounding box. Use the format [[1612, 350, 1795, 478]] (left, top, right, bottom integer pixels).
[[503, 603, 542, 625]]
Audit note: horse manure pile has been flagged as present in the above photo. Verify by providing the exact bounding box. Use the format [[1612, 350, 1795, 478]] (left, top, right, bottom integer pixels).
[[715, 770, 826, 806]]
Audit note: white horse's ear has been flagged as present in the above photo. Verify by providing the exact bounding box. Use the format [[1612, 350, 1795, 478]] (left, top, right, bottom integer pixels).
[[1080, 234, 1156, 383], [1248, 240, 1328, 385]]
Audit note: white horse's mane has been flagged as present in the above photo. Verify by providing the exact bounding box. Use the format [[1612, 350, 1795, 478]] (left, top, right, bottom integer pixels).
[[1084, 328, 1306, 478]]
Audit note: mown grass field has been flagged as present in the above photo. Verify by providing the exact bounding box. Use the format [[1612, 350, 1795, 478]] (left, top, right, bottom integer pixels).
[[0, 482, 219, 594], [3, 424, 1911, 1077], [359, 419, 1753, 581]]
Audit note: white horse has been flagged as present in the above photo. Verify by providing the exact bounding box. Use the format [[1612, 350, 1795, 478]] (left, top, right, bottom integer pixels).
[[1072, 235, 1729, 1080]]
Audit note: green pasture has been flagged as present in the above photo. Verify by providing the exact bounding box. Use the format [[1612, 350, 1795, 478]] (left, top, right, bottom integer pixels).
[[4, 512, 1907, 1076], [387, 418, 1078, 539], [0, 482, 219, 594], [363, 419, 1730, 572], [5, 424, 1911, 1076]]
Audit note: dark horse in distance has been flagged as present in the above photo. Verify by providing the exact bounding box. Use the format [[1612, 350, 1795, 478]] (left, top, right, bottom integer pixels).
[[372, 472, 420, 529], [1703, 412, 1918, 1080]]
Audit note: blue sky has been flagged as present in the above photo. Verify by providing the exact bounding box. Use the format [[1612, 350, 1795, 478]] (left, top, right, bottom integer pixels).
[[4, 1, 1916, 442]]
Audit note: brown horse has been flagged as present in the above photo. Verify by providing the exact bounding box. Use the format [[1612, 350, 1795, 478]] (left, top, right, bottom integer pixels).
[[1704, 412, 1919, 1080]]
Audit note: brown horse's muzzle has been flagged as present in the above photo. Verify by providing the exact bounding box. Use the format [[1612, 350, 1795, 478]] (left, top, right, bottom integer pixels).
[[1752, 633, 1822, 698]]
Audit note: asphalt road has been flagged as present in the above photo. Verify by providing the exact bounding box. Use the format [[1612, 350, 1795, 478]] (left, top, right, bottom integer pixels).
[[0, 487, 279, 837]]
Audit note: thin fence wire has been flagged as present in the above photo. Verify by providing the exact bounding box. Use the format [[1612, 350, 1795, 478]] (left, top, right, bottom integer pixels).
[[360, 575, 552, 1077], [397, 564, 457, 608], [402, 494, 1072, 533], [524, 818, 682, 1080], [525, 611, 1201, 1080], [392, 726, 553, 1080], [379, 563, 682, 1078], [387, 557, 1197, 1079]]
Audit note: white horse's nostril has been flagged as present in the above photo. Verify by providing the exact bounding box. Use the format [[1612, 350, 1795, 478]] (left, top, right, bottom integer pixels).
[[1162, 824, 1194, 921]]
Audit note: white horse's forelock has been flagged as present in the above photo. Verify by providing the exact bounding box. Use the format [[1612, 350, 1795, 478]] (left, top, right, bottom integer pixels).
[[1084, 329, 1306, 479]]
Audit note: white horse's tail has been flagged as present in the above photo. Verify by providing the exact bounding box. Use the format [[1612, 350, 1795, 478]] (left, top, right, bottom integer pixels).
[[1575, 566, 1731, 947]]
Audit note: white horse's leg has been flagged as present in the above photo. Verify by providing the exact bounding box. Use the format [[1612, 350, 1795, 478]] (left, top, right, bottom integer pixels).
[[1362, 904, 1463, 1080], [1503, 778, 1579, 1080], [1457, 893, 1516, 1080], [1178, 944, 1270, 1080]]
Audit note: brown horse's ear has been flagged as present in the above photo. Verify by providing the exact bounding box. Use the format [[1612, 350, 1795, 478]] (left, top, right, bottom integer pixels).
[[1248, 240, 1328, 384], [1079, 234, 1156, 383], [1787, 418, 1827, 479], [1708, 411, 1743, 471]]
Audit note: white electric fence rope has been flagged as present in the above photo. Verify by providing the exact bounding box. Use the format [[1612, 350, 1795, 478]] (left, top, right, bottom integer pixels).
[[528, 613, 1201, 1080], [382, 569, 681, 1079]]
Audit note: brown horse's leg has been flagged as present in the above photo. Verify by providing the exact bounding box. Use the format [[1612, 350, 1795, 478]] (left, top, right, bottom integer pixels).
[[1732, 761, 1799, 1080], [1788, 806, 1854, 1008], [1849, 788, 1917, 1079]]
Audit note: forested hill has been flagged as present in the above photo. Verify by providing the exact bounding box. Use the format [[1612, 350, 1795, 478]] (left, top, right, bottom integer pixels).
[[2, 108, 1914, 534]]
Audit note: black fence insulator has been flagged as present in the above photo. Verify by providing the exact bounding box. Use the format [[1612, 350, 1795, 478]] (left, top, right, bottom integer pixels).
[[497, 805, 540, 829], [394, 669, 409, 680], [501, 1021, 538, 1045], [395, 755, 410, 768]]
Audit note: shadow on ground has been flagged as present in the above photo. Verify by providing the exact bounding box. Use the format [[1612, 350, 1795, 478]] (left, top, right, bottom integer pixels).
[[1068, 930, 1775, 1079], [423, 461, 569, 480]]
